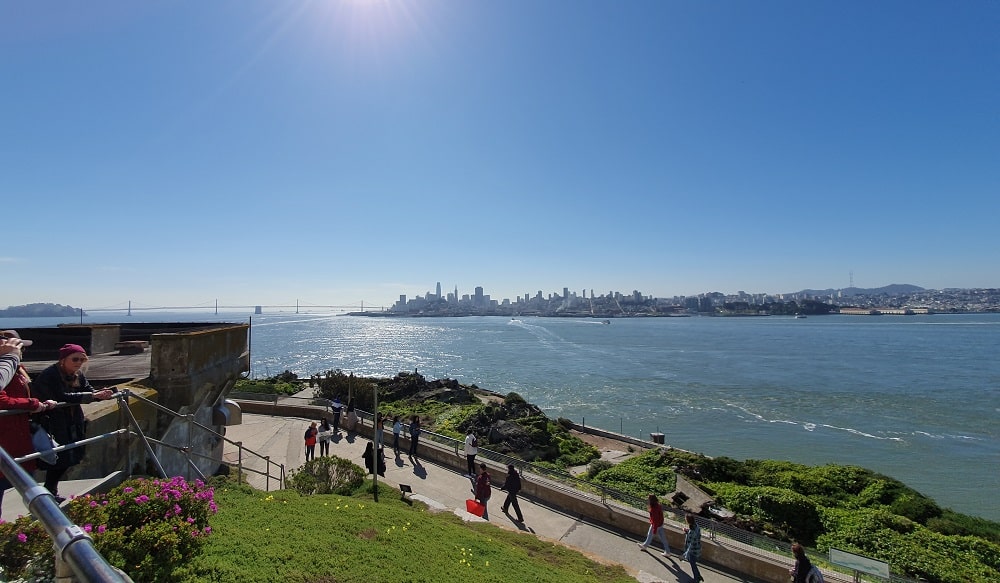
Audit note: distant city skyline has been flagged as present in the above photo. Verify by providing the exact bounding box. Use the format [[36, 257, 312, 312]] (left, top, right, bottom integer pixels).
[[4, 2, 997, 310]]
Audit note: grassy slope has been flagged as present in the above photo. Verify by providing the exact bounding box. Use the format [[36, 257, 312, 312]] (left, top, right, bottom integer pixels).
[[179, 483, 634, 583]]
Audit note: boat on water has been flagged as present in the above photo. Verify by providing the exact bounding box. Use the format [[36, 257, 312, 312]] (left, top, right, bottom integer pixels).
[[794, 315, 807, 319], [602, 320, 611, 324]]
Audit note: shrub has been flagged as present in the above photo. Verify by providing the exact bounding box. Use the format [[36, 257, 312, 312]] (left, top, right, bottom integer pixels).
[[586, 459, 614, 479], [286, 455, 366, 495], [0, 516, 51, 579], [504, 392, 527, 405], [710, 483, 823, 545]]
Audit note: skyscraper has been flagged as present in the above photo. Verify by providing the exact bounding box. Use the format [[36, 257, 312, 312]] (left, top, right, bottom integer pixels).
[[436, 282, 442, 299]]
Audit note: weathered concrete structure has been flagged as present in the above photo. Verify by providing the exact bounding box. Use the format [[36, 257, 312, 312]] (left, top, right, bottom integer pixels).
[[20, 323, 249, 484]]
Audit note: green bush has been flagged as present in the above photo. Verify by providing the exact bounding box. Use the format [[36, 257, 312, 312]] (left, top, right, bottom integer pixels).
[[65, 476, 216, 582], [709, 483, 823, 544], [286, 455, 366, 495], [590, 450, 677, 500], [0, 515, 51, 579], [233, 377, 299, 396]]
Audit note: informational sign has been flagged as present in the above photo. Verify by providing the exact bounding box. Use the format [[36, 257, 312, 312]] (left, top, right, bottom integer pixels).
[[830, 547, 890, 578]]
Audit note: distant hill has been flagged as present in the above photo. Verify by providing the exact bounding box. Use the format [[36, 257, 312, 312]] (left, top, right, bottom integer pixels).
[[792, 284, 925, 297], [0, 303, 83, 317]]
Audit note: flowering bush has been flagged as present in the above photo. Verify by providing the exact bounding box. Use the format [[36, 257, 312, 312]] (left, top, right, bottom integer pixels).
[[67, 476, 217, 581], [0, 476, 217, 582], [0, 515, 52, 579]]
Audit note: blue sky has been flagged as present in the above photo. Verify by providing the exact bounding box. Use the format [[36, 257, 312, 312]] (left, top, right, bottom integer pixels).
[[3, 1, 997, 311]]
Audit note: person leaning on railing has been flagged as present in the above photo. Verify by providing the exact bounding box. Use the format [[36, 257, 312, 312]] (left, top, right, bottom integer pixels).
[[0, 331, 57, 511], [29, 343, 114, 502]]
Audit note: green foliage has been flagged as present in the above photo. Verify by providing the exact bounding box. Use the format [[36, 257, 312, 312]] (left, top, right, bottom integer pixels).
[[504, 392, 527, 405], [554, 427, 600, 467], [928, 510, 1000, 543], [285, 455, 366, 495], [709, 483, 823, 544], [817, 507, 1000, 583], [586, 459, 614, 479], [234, 373, 300, 396], [590, 450, 677, 500], [0, 516, 51, 579], [50, 476, 217, 582]]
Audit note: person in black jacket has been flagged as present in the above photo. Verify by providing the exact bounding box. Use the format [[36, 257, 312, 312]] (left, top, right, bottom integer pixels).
[[790, 543, 814, 583], [500, 464, 524, 522], [31, 344, 114, 501]]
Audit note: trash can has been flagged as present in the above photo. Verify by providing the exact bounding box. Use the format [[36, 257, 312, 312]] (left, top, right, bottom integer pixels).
[[650, 432, 665, 444]]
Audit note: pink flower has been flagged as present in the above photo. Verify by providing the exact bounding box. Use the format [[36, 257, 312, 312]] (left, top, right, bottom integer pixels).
[[97, 525, 106, 534], [17, 533, 27, 543], [83, 524, 93, 533]]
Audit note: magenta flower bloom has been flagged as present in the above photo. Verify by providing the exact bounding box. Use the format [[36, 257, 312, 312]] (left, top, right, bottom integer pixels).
[[17, 533, 27, 543]]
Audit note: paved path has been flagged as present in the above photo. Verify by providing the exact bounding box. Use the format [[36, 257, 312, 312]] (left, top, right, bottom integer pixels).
[[222, 413, 766, 583]]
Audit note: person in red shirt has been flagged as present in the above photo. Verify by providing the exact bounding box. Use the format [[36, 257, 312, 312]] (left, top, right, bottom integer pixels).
[[304, 422, 318, 462], [474, 463, 492, 520], [0, 332, 57, 510], [637, 494, 672, 557]]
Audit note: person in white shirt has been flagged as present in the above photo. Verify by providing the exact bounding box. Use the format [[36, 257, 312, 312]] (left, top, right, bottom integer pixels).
[[464, 430, 479, 477]]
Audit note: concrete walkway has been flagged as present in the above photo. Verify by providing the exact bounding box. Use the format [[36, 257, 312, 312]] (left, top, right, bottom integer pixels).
[[221, 413, 766, 583]]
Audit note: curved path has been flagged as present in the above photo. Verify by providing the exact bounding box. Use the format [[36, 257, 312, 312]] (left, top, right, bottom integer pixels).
[[222, 412, 767, 583]]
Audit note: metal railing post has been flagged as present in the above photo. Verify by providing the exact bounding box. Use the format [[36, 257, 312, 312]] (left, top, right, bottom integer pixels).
[[186, 414, 195, 481], [237, 441, 244, 484]]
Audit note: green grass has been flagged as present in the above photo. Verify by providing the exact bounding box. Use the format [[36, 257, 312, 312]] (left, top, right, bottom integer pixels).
[[176, 481, 634, 583]]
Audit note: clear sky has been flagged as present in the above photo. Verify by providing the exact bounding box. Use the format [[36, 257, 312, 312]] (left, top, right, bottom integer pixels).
[[3, 1, 997, 311]]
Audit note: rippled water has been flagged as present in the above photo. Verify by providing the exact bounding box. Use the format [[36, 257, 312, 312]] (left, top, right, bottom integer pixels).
[[247, 312, 1000, 521], [14, 311, 1000, 520]]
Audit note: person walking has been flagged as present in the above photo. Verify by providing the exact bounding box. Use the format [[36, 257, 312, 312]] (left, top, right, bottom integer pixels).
[[392, 415, 402, 456], [464, 429, 479, 477], [790, 542, 814, 583], [500, 464, 524, 522], [408, 415, 421, 461], [304, 422, 318, 462], [637, 494, 671, 556], [318, 418, 332, 456], [331, 396, 342, 432], [31, 344, 115, 501], [474, 462, 492, 520], [682, 513, 703, 582]]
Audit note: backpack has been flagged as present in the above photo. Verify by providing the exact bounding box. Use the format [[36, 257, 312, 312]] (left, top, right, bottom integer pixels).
[[471, 435, 479, 448], [806, 565, 824, 583]]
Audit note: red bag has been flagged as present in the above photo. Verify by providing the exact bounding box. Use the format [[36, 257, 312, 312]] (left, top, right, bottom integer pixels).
[[465, 499, 485, 517]]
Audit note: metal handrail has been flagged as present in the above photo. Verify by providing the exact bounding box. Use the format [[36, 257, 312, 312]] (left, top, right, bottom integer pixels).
[[0, 447, 131, 583], [117, 389, 286, 491], [0, 388, 287, 582]]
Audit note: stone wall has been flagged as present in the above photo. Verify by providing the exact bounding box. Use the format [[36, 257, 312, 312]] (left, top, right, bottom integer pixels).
[[148, 325, 250, 478], [59, 324, 250, 483]]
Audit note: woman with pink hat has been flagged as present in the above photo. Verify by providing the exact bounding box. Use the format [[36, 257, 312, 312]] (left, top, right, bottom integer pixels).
[[30, 343, 114, 501], [0, 331, 57, 510]]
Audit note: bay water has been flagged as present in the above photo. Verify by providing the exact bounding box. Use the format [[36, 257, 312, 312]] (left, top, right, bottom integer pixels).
[[11, 312, 999, 521]]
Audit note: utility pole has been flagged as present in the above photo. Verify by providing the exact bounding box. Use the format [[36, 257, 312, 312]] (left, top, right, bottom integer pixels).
[[372, 386, 379, 502]]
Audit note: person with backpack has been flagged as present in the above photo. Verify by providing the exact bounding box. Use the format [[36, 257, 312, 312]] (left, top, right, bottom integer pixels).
[[464, 429, 479, 477], [682, 513, 703, 582], [791, 542, 825, 582]]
